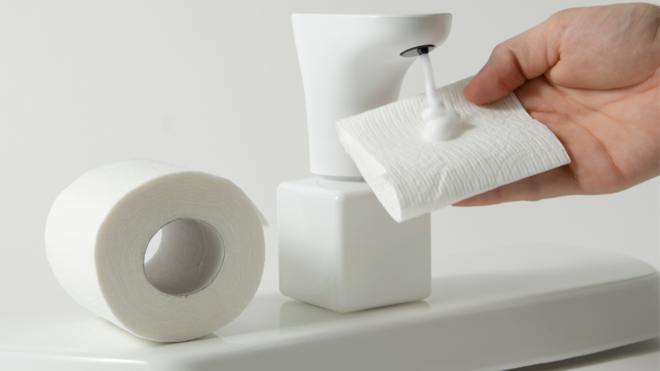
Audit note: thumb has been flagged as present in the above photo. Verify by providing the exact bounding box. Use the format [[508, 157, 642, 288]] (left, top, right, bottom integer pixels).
[[464, 17, 561, 105]]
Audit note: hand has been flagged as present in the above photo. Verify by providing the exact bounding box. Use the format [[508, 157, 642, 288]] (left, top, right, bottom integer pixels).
[[457, 3, 659, 206]]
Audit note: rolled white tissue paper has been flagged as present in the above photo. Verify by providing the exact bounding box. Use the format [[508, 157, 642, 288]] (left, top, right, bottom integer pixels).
[[45, 159, 266, 342], [336, 77, 570, 222]]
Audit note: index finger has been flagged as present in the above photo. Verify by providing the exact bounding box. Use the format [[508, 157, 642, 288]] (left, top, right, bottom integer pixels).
[[463, 17, 560, 105]]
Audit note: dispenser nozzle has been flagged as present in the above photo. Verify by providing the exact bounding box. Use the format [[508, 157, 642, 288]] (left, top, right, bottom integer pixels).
[[399, 44, 436, 58]]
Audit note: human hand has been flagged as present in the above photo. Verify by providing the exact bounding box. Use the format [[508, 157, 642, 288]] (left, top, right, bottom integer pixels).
[[457, 3, 659, 206]]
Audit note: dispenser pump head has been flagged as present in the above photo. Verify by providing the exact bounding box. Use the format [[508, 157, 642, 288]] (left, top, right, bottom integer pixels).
[[292, 13, 453, 177]]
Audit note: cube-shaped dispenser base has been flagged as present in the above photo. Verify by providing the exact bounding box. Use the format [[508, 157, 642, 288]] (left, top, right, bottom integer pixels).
[[278, 177, 431, 313]]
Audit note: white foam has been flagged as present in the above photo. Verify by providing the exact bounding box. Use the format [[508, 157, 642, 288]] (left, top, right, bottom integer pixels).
[[419, 53, 462, 141]]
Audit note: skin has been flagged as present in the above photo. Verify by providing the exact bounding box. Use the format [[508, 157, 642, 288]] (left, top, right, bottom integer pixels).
[[456, 3, 659, 207]]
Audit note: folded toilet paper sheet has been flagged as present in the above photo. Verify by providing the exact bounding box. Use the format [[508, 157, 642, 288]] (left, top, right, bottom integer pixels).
[[45, 159, 266, 342], [336, 77, 570, 222]]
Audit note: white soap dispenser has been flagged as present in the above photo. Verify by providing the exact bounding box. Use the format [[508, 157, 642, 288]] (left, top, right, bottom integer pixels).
[[278, 13, 453, 313]]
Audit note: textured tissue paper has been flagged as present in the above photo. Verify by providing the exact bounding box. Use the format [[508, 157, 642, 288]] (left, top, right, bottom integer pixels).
[[45, 159, 266, 342], [336, 77, 571, 222]]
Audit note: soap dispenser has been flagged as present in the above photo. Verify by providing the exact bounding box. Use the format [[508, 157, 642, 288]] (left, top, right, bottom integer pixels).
[[278, 13, 452, 313]]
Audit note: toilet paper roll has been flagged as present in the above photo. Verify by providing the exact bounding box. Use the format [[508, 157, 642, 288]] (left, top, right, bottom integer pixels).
[[45, 159, 266, 342]]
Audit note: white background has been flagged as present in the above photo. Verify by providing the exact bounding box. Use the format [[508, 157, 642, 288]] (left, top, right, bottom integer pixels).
[[0, 0, 657, 369]]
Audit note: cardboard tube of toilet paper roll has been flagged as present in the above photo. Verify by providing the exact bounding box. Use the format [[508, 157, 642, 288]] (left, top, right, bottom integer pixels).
[[45, 159, 266, 342]]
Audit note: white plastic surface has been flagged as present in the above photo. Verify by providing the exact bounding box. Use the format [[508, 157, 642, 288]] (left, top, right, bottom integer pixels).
[[277, 177, 431, 312], [292, 13, 452, 177], [1, 245, 657, 370]]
